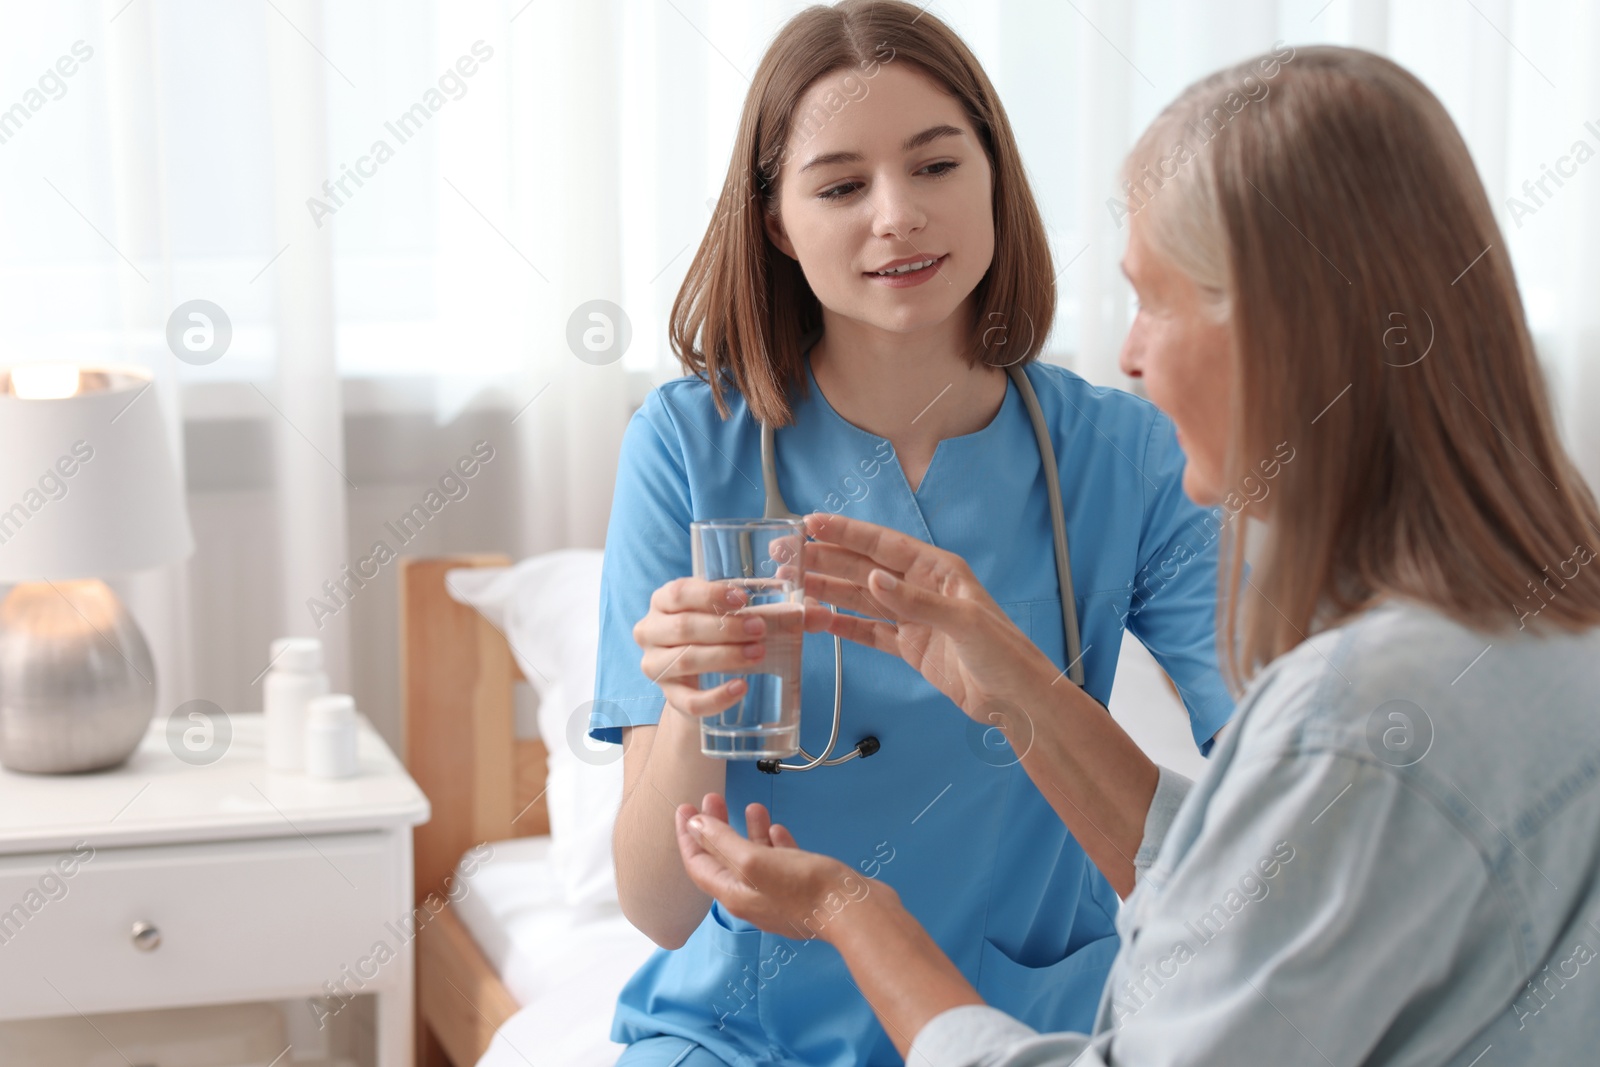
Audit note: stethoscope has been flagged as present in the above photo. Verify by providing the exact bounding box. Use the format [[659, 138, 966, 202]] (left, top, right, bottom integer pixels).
[[752, 345, 1084, 774]]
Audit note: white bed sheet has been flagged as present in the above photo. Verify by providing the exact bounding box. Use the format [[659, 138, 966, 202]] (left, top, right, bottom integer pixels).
[[455, 836, 656, 1067]]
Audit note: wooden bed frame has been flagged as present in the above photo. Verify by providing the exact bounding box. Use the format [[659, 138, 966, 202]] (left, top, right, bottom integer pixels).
[[398, 554, 554, 1067]]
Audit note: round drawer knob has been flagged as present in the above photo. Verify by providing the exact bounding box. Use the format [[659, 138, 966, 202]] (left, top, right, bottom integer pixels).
[[130, 921, 161, 952]]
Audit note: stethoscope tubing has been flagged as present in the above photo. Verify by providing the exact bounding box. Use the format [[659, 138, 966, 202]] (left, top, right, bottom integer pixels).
[[750, 359, 1083, 772]]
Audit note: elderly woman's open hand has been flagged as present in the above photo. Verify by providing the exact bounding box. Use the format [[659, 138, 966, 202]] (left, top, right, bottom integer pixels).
[[675, 794, 886, 943]]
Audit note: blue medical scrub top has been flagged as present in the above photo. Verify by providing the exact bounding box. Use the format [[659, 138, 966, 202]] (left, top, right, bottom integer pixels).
[[590, 349, 1234, 1066]]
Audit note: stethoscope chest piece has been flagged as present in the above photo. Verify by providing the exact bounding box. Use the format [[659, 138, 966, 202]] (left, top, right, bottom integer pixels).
[[757, 735, 879, 775]]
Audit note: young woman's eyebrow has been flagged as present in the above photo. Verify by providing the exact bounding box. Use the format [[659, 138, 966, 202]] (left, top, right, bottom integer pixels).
[[798, 124, 966, 173]]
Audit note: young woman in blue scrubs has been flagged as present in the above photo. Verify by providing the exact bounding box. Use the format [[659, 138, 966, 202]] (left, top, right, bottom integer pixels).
[[590, 3, 1233, 1063]]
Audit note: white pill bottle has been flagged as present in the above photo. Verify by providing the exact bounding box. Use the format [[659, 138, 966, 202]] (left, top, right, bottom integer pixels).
[[305, 693, 360, 779], [263, 637, 330, 771]]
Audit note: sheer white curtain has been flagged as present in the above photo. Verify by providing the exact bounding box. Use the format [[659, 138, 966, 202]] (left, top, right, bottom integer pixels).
[[2, 0, 1595, 746]]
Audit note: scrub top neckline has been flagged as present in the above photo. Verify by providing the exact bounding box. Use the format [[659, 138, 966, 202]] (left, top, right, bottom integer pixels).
[[800, 350, 1020, 467]]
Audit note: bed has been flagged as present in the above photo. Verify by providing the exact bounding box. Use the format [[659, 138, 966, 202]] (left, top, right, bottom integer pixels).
[[398, 550, 1206, 1066]]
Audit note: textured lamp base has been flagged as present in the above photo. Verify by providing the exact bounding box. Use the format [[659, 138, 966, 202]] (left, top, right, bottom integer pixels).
[[0, 579, 157, 774]]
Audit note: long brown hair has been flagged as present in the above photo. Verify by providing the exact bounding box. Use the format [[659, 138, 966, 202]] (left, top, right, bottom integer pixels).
[[1125, 45, 1600, 690], [671, 0, 1055, 426]]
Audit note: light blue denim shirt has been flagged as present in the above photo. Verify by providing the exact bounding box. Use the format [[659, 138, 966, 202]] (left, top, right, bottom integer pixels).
[[911, 597, 1600, 1065]]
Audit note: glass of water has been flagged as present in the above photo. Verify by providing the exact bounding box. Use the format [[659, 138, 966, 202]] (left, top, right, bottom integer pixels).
[[690, 518, 805, 760]]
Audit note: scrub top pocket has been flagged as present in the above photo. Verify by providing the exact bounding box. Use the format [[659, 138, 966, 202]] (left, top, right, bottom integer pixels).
[[1021, 593, 1117, 693], [705, 899, 762, 955], [976, 931, 1122, 1035]]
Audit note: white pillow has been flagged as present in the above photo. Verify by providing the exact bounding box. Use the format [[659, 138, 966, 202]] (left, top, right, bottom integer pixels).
[[445, 550, 621, 911]]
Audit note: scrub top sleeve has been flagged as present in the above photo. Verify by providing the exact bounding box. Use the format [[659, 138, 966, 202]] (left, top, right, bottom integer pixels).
[[589, 391, 693, 745], [1125, 410, 1235, 755]]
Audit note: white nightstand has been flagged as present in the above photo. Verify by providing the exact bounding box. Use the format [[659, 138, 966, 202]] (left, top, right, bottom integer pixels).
[[0, 712, 430, 1067]]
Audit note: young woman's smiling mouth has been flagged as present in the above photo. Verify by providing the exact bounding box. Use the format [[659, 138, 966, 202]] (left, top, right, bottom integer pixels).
[[865, 253, 947, 287]]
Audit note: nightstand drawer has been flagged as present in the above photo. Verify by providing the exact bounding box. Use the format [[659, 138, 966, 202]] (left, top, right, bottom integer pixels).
[[0, 832, 399, 1019]]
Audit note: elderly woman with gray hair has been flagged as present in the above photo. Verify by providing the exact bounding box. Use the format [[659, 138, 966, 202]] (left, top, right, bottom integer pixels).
[[675, 46, 1600, 1066]]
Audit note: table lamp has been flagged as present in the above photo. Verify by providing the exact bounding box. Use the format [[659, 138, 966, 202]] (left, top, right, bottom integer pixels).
[[0, 362, 195, 773]]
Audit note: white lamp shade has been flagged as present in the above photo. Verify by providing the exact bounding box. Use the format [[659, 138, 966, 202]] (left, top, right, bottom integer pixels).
[[0, 364, 195, 582]]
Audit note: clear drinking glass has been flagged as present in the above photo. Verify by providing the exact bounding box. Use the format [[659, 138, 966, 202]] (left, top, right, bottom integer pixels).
[[690, 518, 805, 759]]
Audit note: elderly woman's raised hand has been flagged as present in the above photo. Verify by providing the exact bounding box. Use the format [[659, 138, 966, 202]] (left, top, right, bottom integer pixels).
[[799, 512, 1060, 726]]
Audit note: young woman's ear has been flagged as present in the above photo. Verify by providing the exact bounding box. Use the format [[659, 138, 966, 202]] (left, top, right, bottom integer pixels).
[[763, 209, 798, 260]]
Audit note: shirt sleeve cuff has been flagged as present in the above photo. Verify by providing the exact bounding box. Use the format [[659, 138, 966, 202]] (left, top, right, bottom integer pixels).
[[1134, 764, 1194, 883], [908, 1005, 1040, 1067]]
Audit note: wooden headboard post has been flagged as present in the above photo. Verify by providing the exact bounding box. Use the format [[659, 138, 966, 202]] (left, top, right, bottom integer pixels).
[[399, 554, 518, 905], [398, 554, 556, 1067]]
